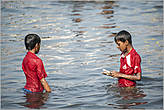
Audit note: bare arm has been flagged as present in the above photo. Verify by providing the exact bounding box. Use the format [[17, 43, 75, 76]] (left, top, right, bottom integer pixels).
[[113, 71, 141, 81], [40, 78, 51, 92], [102, 71, 141, 81]]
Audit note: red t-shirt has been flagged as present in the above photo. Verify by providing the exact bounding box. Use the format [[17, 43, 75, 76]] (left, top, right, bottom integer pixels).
[[22, 52, 47, 92], [118, 48, 141, 87]]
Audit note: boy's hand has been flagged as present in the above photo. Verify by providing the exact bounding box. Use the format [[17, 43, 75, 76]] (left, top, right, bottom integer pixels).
[[110, 71, 121, 78], [102, 69, 112, 76], [102, 69, 122, 78]]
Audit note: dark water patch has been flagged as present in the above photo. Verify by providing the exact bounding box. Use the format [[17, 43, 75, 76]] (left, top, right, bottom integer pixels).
[[146, 34, 163, 40], [49, 1, 61, 6], [2, 7, 22, 13], [23, 6, 40, 10], [154, 5, 163, 9], [145, 98, 163, 109], [142, 76, 163, 82]]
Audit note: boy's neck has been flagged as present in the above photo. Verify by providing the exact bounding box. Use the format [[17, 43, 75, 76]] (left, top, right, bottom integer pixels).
[[124, 45, 133, 56], [28, 49, 35, 54], [127, 45, 133, 53]]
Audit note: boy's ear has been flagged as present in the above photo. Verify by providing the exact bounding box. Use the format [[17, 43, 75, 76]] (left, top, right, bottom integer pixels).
[[125, 40, 129, 46], [35, 43, 38, 48], [34, 43, 39, 49], [35, 43, 40, 46]]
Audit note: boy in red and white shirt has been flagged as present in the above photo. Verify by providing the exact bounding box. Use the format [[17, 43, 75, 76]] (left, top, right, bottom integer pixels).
[[103, 30, 142, 87]]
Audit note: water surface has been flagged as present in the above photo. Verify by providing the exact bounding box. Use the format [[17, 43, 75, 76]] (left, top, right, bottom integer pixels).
[[1, 0, 163, 109]]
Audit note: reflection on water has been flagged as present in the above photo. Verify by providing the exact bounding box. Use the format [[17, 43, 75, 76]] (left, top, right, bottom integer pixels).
[[1, 0, 163, 109], [20, 92, 49, 109], [106, 84, 147, 109]]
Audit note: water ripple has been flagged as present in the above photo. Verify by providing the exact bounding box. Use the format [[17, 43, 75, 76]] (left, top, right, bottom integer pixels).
[[1, 1, 163, 109]]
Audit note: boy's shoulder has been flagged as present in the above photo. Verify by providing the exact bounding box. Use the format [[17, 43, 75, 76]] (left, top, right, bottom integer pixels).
[[130, 48, 141, 60], [131, 48, 140, 56], [25, 52, 42, 62]]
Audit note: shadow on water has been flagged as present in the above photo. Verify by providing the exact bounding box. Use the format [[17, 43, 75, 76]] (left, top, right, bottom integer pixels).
[[19, 92, 50, 109], [105, 84, 147, 109]]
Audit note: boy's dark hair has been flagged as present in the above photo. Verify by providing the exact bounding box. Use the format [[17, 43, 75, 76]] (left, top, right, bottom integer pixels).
[[25, 34, 41, 50], [114, 30, 132, 45]]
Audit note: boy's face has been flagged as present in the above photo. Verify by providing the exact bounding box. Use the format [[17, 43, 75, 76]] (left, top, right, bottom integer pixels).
[[116, 40, 128, 53]]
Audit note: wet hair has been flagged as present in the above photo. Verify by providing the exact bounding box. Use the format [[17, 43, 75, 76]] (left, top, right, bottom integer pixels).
[[114, 30, 132, 45], [25, 34, 41, 50]]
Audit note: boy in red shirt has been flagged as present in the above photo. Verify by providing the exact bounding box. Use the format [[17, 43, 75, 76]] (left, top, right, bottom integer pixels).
[[22, 34, 51, 93], [102, 30, 142, 87]]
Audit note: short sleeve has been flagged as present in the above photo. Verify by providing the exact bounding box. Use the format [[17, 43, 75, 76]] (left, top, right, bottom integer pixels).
[[134, 55, 142, 74], [36, 59, 47, 80]]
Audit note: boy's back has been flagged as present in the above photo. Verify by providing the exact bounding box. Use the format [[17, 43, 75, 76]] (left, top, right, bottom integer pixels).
[[22, 34, 51, 93], [22, 51, 47, 92]]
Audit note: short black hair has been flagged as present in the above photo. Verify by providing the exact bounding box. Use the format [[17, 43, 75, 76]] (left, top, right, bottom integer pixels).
[[25, 34, 41, 50], [114, 30, 132, 45]]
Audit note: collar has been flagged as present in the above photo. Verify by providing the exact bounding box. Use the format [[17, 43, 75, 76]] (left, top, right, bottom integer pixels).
[[27, 51, 39, 59], [121, 48, 134, 58]]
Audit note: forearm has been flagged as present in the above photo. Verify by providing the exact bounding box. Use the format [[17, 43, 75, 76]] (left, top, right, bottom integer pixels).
[[118, 72, 141, 81], [40, 78, 51, 92]]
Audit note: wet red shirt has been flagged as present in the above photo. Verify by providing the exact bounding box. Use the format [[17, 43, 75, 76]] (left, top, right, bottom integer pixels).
[[118, 48, 141, 87], [22, 52, 47, 92]]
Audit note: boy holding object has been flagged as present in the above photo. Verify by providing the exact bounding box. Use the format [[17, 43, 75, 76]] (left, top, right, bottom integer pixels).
[[22, 34, 51, 93], [102, 30, 142, 87]]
